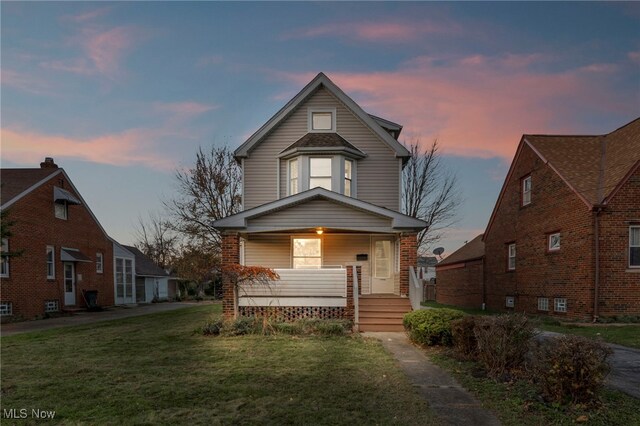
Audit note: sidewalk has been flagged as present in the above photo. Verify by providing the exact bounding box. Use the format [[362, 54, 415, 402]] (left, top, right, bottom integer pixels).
[[1, 302, 212, 337], [364, 332, 501, 426]]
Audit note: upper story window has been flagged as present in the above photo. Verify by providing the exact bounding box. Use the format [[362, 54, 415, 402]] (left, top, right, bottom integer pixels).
[[309, 108, 336, 132], [522, 175, 532, 206], [46, 246, 55, 279], [630, 226, 640, 268], [55, 201, 68, 220], [507, 243, 516, 271], [548, 232, 561, 251], [309, 158, 332, 190], [96, 252, 104, 274], [289, 158, 299, 195], [1, 239, 9, 278], [345, 160, 353, 197]]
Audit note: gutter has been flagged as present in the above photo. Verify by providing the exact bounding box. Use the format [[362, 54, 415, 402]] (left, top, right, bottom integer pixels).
[[593, 206, 603, 322]]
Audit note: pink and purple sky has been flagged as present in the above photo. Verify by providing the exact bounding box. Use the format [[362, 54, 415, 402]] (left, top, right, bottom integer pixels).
[[2, 2, 639, 255]]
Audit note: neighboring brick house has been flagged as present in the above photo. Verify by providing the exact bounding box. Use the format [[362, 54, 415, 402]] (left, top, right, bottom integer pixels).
[[0, 158, 115, 320], [483, 118, 640, 320], [435, 234, 485, 309], [212, 73, 427, 331]]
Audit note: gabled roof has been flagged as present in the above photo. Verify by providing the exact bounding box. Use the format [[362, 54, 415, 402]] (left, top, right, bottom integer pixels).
[[1, 168, 62, 207], [279, 133, 367, 159], [484, 117, 640, 239], [234, 72, 410, 160], [437, 234, 484, 267], [212, 187, 427, 231], [122, 245, 169, 277]]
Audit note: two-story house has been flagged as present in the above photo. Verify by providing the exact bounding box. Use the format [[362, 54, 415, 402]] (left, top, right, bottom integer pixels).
[[0, 158, 115, 320], [213, 73, 427, 331], [483, 118, 640, 320]]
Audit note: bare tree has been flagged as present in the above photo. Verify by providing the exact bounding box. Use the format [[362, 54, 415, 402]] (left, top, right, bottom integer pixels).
[[134, 212, 179, 269], [403, 140, 462, 255], [165, 146, 242, 252]]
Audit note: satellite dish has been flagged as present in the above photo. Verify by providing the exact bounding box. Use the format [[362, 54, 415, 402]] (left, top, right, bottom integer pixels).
[[433, 247, 445, 261]]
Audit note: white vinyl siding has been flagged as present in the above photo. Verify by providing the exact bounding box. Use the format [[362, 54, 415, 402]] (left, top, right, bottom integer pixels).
[[1, 238, 9, 278], [46, 246, 55, 279], [630, 226, 640, 268], [245, 87, 400, 210]]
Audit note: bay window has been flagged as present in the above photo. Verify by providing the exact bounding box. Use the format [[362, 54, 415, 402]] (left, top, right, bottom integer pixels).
[[309, 158, 332, 190], [345, 159, 353, 197]]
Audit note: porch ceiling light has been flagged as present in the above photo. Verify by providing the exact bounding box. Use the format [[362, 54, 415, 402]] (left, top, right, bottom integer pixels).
[[316, 228, 324, 235]]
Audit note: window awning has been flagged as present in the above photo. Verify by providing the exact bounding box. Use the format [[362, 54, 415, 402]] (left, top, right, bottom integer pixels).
[[61, 248, 92, 263], [54, 187, 81, 205]]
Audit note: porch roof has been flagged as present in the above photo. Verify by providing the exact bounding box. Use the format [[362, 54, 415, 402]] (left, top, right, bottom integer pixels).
[[212, 187, 427, 233]]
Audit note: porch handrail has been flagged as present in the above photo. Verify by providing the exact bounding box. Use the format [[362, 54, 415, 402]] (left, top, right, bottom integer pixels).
[[408, 266, 423, 311]]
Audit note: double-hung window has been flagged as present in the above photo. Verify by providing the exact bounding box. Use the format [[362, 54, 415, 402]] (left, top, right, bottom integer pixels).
[[522, 175, 532, 206], [507, 243, 516, 271], [630, 226, 640, 268], [309, 158, 332, 191], [55, 201, 68, 220], [46, 246, 55, 279], [292, 238, 322, 269], [289, 158, 299, 195], [96, 253, 104, 274], [344, 159, 353, 197], [1, 239, 9, 278]]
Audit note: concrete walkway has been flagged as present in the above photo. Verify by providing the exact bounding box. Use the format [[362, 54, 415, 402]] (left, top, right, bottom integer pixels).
[[540, 331, 640, 399], [1, 302, 211, 337], [364, 332, 501, 426]]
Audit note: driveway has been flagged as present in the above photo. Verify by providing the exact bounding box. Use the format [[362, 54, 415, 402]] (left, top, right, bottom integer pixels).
[[1, 302, 213, 337], [541, 331, 640, 399]]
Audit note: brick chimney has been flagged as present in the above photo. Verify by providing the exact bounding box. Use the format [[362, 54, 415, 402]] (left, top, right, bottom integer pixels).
[[40, 157, 58, 169]]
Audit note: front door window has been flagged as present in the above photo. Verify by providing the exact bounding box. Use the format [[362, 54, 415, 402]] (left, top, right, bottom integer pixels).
[[64, 263, 75, 305], [371, 237, 394, 293]]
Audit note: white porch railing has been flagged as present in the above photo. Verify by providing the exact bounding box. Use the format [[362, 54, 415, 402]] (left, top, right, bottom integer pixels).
[[238, 268, 347, 307], [409, 266, 424, 311]]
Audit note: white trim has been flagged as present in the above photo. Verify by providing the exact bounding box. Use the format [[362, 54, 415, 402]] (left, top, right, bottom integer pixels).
[[508, 243, 516, 270], [554, 298, 567, 313], [238, 297, 346, 307], [0, 238, 9, 278], [522, 175, 532, 206], [96, 252, 104, 274], [630, 226, 640, 268], [548, 232, 561, 251], [308, 107, 336, 133], [241, 158, 245, 209], [291, 236, 323, 269], [275, 158, 280, 199], [0, 169, 63, 210], [46, 245, 55, 279], [309, 157, 333, 191], [537, 297, 549, 311], [398, 158, 403, 209], [0, 301, 12, 316], [287, 158, 299, 196]]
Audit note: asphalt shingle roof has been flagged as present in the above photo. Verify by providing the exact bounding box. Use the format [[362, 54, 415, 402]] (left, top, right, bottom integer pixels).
[[122, 245, 168, 277], [1, 168, 60, 205], [281, 132, 365, 154], [437, 234, 485, 267]]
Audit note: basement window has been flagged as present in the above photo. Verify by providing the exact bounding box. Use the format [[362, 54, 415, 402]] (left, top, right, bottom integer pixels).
[[0, 302, 12, 316], [537, 297, 549, 311], [554, 298, 567, 313], [45, 300, 59, 313]]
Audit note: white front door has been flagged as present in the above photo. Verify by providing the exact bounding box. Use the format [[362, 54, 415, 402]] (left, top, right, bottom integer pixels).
[[371, 237, 394, 294], [64, 262, 76, 306]]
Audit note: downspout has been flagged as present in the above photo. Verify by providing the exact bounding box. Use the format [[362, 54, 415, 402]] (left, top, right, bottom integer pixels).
[[593, 207, 602, 323]]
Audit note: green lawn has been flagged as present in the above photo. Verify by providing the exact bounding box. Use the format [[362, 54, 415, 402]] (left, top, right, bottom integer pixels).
[[427, 348, 640, 426], [421, 301, 640, 349], [1, 304, 437, 425]]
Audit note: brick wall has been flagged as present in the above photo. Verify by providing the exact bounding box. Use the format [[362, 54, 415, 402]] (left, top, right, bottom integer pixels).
[[399, 232, 417, 297], [598, 167, 640, 317], [221, 232, 239, 319], [1, 173, 114, 320], [436, 259, 484, 308], [484, 145, 596, 319]]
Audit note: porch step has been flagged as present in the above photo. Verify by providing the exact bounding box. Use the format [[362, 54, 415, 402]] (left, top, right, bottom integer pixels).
[[359, 310, 406, 319], [359, 323, 405, 332], [357, 296, 410, 331], [359, 297, 411, 307]]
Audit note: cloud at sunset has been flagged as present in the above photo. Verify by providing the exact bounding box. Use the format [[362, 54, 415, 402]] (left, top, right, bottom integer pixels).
[[281, 54, 633, 160]]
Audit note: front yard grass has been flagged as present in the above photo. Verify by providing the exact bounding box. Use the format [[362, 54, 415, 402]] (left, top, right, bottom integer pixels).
[[426, 347, 640, 426], [1, 304, 437, 425], [421, 300, 640, 349]]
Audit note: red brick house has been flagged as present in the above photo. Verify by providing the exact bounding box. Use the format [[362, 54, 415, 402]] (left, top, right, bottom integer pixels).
[[483, 118, 640, 320], [1, 158, 115, 320], [435, 234, 485, 309]]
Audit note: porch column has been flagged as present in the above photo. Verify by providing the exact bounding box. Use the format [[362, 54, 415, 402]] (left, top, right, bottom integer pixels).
[[399, 232, 418, 297], [345, 265, 361, 321], [221, 232, 240, 319]]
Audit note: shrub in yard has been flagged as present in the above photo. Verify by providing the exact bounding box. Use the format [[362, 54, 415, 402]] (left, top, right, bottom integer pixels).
[[403, 308, 465, 346], [474, 313, 536, 380], [222, 316, 262, 336], [200, 318, 225, 336], [530, 335, 612, 405], [451, 316, 481, 359]]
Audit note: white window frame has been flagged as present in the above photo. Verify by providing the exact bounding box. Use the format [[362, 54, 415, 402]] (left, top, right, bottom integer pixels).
[[505, 296, 515, 308], [344, 159, 353, 197], [522, 175, 532, 206], [308, 108, 336, 133], [537, 297, 549, 311], [96, 252, 104, 274], [0, 302, 12, 316], [44, 300, 60, 313], [548, 232, 561, 252], [630, 226, 640, 268], [55, 200, 68, 220], [1, 238, 9, 278], [291, 237, 322, 269], [554, 298, 567, 313], [507, 243, 516, 271], [309, 157, 332, 191], [46, 245, 55, 279], [288, 158, 299, 196]]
